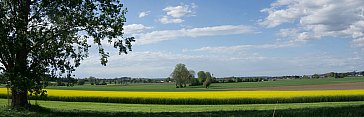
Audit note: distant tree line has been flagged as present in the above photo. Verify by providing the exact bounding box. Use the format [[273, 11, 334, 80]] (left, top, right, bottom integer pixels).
[[70, 77, 168, 86], [215, 77, 268, 83], [1, 70, 363, 88]]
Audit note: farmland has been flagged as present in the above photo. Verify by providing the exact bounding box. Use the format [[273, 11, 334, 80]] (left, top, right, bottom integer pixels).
[[1, 77, 364, 116], [42, 77, 364, 92], [2, 0, 364, 116]]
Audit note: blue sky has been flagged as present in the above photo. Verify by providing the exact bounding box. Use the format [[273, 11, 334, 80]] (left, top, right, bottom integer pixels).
[[74, 0, 364, 78]]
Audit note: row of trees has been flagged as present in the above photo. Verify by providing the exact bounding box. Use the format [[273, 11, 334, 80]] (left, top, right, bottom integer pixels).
[[171, 63, 213, 88]]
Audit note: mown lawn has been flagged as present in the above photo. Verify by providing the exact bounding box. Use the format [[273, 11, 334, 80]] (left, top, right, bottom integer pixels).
[[43, 77, 364, 92], [1, 99, 364, 116]]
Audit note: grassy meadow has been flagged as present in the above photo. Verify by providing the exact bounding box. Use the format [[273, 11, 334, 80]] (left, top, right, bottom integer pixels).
[[1, 99, 364, 116]]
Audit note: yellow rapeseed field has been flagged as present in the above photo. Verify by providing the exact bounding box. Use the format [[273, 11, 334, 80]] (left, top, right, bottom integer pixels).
[[1, 88, 364, 99]]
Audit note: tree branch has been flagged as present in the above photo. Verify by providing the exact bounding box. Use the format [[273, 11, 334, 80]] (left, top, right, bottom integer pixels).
[[28, 6, 43, 22]]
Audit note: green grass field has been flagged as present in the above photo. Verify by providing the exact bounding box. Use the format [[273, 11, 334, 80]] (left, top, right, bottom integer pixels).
[[2, 99, 364, 112], [45, 77, 364, 92], [1, 99, 364, 116]]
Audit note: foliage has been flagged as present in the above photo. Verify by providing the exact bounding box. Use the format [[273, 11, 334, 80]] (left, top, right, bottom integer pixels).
[[0, 73, 6, 84], [333, 72, 346, 78], [197, 71, 206, 83], [0, 0, 133, 107], [195, 71, 215, 86], [77, 79, 85, 85], [312, 74, 320, 78], [189, 78, 200, 86], [171, 64, 190, 88], [203, 75, 212, 88], [188, 70, 200, 86]]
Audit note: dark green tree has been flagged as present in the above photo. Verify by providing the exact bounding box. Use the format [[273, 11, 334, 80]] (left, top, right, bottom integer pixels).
[[203, 76, 212, 88], [197, 71, 206, 84], [188, 70, 195, 83], [0, 73, 6, 84], [205, 72, 212, 80], [188, 70, 199, 86], [77, 79, 85, 85], [171, 63, 190, 88], [0, 0, 134, 108], [203, 72, 212, 88], [312, 74, 320, 78]]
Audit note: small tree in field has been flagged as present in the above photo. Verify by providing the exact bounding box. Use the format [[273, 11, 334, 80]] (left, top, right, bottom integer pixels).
[[171, 64, 190, 88]]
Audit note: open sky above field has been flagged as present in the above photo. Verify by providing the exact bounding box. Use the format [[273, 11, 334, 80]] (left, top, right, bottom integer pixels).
[[74, 0, 364, 78]]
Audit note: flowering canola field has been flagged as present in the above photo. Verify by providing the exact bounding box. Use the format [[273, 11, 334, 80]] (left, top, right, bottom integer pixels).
[[1, 88, 364, 104], [1, 88, 364, 99]]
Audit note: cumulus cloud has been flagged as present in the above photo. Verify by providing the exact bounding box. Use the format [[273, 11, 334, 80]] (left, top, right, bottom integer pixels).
[[134, 25, 255, 45], [138, 11, 150, 18], [159, 3, 197, 24], [352, 38, 364, 47], [163, 3, 196, 18], [123, 24, 152, 34], [260, 0, 364, 46], [159, 16, 184, 24]]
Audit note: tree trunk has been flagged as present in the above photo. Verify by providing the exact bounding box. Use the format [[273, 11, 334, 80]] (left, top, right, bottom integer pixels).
[[11, 89, 29, 108]]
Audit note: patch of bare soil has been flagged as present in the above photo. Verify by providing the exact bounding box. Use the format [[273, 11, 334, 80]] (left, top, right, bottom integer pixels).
[[219, 82, 364, 91]]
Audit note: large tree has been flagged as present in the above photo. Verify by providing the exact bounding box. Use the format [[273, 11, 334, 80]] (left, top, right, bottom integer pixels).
[[171, 63, 190, 88], [0, 0, 134, 108]]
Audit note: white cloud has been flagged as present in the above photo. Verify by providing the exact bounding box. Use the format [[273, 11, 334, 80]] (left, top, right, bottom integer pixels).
[[134, 25, 255, 45], [159, 3, 197, 24], [260, 0, 364, 46], [159, 16, 184, 24], [352, 37, 364, 47], [277, 28, 312, 42], [288, 53, 364, 68], [138, 11, 150, 18], [192, 43, 295, 53], [109, 51, 202, 62], [123, 24, 152, 34], [163, 4, 195, 18]]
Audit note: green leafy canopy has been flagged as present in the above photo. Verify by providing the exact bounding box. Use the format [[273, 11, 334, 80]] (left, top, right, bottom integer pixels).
[[0, 0, 134, 96]]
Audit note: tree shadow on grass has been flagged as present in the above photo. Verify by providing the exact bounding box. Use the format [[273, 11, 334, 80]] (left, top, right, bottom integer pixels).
[[2, 105, 364, 117]]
